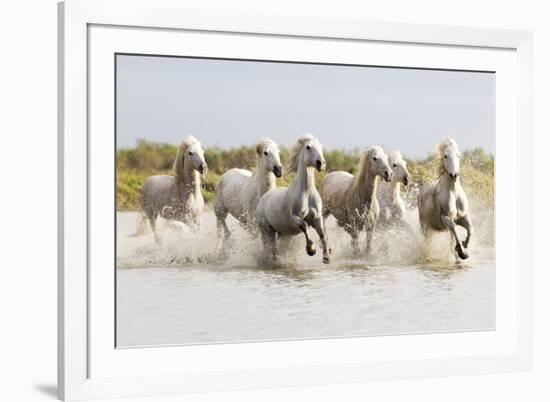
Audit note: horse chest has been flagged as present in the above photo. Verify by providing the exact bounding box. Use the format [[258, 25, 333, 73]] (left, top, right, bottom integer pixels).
[[290, 194, 309, 217], [440, 192, 458, 219]]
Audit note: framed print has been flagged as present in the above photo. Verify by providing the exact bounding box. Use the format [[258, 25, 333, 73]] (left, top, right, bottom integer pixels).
[[58, 0, 533, 400]]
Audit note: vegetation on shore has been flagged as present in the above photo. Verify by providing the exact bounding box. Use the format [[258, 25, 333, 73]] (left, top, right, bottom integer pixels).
[[117, 140, 494, 211]]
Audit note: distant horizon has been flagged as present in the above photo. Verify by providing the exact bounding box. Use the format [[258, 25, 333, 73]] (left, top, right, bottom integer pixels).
[[119, 137, 494, 160], [116, 55, 495, 159]]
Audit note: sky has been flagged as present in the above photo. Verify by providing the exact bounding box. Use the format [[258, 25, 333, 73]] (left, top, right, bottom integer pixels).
[[116, 55, 495, 158]]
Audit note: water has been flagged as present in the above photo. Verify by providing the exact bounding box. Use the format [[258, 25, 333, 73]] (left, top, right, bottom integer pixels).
[[116, 208, 495, 347]]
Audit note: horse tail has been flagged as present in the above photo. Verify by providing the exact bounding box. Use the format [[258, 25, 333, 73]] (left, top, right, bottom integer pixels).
[[129, 209, 148, 237]]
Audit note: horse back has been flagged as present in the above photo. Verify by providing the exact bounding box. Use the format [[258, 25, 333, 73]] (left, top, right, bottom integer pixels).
[[320, 171, 353, 207], [140, 175, 178, 210], [215, 168, 255, 218]]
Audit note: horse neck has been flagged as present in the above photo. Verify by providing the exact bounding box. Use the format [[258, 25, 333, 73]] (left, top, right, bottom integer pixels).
[[177, 166, 201, 196], [352, 163, 378, 205], [389, 180, 401, 204], [290, 152, 315, 194], [251, 163, 275, 194], [438, 173, 458, 193]]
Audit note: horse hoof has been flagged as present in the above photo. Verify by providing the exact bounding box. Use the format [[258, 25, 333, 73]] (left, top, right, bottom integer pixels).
[[455, 245, 469, 260], [306, 243, 316, 256], [323, 256, 330, 264]]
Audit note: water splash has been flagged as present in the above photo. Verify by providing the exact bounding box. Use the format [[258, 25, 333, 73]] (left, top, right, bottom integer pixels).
[[117, 193, 493, 270]]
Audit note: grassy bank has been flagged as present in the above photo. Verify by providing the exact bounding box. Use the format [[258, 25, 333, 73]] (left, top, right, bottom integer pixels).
[[117, 140, 494, 211]]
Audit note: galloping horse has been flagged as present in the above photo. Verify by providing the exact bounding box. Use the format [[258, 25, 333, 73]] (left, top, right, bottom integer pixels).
[[320, 146, 392, 256], [214, 138, 282, 252], [417, 138, 473, 260], [256, 134, 330, 264], [138, 136, 207, 243], [377, 150, 411, 228]]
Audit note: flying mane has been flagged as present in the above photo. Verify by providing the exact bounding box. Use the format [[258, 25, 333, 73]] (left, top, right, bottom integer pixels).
[[255, 138, 277, 157], [388, 149, 403, 164], [174, 135, 201, 184], [287, 133, 319, 173], [437, 137, 460, 176], [351, 146, 384, 191]]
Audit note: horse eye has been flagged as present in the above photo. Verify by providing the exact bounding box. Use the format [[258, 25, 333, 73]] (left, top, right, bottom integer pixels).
[[444, 155, 448, 159], [393, 163, 397, 168], [306, 145, 311, 150], [373, 157, 377, 161], [189, 151, 193, 156], [263, 151, 268, 156]]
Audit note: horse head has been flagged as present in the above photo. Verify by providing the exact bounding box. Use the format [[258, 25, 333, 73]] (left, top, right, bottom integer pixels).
[[439, 138, 460, 182], [256, 138, 282, 178], [301, 134, 326, 172], [388, 150, 410, 186], [176, 136, 208, 178], [366, 146, 392, 182]]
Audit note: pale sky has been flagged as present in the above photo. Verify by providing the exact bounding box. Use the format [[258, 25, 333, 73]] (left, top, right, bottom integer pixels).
[[116, 54, 495, 158]]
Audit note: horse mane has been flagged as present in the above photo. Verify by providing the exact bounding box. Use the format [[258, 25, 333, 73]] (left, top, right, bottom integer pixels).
[[255, 138, 277, 157], [388, 149, 403, 165], [352, 146, 382, 191], [286, 133, 317, 173], [174, 135, 201, 184], [437, 137, 460, 176]]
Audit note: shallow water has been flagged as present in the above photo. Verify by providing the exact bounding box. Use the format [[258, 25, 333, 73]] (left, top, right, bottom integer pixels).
[[116, 209, 494, 347]]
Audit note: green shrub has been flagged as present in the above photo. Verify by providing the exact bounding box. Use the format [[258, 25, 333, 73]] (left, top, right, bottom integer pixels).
[[116, 141, 494, 211]]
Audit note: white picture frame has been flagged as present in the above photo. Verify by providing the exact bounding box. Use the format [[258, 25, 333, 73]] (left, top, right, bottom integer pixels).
[[58, 0, 533, 400]]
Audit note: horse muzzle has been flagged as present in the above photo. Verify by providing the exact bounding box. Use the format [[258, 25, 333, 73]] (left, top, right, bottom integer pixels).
[[316, 159, 326, 172], [449, 172, 458, 182], [273, 165, 282, 178], [198, 163, 208, 176], [384, 170, 392, 182]]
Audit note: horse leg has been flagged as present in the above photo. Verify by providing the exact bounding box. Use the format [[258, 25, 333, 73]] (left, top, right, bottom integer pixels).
[[144, 210, 160, 244], [131, 210, 148, 237], [214, 206, 231, 254], [259, 218, 280, 264], [456, 214, 473, 249], [344, 225, 360, 257], [441, 215, 468, 260], [311, 217, 330, 264], [319, 208, 334, 254], [365, 218, 377, 256], [291, 216, 316, 256], [449, 232, 460, 264]]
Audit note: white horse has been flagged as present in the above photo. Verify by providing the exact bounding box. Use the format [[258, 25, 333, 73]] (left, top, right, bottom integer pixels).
[[320, 146, 392, 256], [377, 150, 411, 228], [417, 138, 473, 260], [138, 136, 207, 242], [256, 134, 330, 264], [214, 138, 282, 252]]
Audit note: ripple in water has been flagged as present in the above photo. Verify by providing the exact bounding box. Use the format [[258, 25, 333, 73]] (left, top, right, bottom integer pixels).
[[116, 204, 494, 347]]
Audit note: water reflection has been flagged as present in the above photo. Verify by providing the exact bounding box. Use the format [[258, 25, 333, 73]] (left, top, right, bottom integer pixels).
[[116, 211, 495, 347]]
